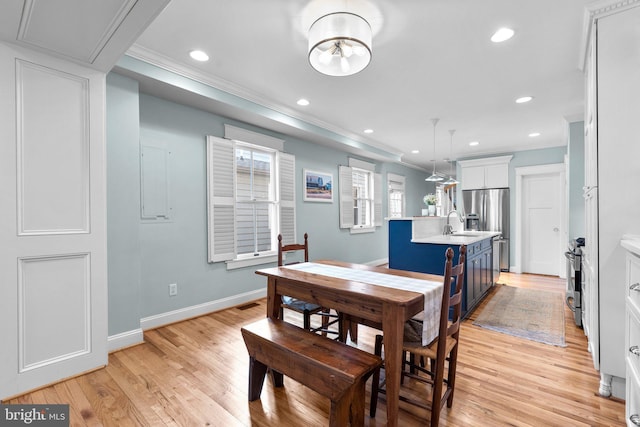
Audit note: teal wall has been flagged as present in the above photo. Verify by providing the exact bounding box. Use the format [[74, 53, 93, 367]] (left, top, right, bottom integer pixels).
[[106, 72, 430, 335], [568, 121, 585, 240]]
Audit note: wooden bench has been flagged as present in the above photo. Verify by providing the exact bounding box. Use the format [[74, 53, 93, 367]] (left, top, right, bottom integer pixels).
[[241, 318, 382, 427]]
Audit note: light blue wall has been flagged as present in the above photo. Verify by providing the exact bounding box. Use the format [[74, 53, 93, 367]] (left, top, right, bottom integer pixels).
[[568, 121, 585, 240], [106, 72, 430, 335], [106, 73, 142, 336]]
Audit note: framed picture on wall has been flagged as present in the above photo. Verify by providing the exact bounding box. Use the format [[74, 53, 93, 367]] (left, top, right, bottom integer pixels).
[[303, 169, 333, 202]]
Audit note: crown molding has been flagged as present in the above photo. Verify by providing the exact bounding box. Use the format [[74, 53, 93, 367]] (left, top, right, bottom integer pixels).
[[579, 0, 640, 70], [124, 44, 404, 160], [587, 0, 640, 18]]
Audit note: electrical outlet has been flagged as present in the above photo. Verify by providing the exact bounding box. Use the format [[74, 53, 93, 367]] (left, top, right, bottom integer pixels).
[[169, 283, 178, 296]]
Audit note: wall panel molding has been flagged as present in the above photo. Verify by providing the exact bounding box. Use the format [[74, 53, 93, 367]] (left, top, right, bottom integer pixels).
[[16, 59, 90, 235], [17, 253, 91, 372]]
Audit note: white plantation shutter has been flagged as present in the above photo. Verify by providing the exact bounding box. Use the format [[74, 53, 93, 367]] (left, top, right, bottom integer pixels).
[[374, 172, 383, 226], [207, 136, 236, 262], [207, 131, 295, 265], [339, 165, 354, 228], [278, 152, 296, 245]]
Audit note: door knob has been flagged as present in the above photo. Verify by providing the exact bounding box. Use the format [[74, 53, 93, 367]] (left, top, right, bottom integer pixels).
[[553, 227, 559, 232]]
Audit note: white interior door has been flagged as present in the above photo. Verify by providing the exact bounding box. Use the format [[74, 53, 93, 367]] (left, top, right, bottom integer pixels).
[[0, 43, 107, 399], [522, 172, 562, 275]]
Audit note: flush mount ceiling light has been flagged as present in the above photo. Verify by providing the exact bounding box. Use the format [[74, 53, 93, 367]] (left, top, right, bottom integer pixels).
[[425, 118, 443, 182], [308, 12, 372, 77]]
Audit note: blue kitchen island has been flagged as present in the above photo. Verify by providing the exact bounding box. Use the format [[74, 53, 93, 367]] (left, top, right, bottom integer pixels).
[[389, 218, 500, 318]]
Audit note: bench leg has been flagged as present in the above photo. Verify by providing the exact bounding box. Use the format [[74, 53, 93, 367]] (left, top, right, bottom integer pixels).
[[329, 381, 366, 427], [248, 357, 268, 401], [350, 382, 366, 427], [330, 389, 353, 427], [270, 368, 284, 387]]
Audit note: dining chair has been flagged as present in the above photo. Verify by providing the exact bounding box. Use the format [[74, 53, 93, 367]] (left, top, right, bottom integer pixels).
[[369, 245, 466, 427], [277, 233, 341, 338]]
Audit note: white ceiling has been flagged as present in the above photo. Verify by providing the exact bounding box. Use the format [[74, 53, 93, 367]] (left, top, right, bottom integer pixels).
[[0, 0, 592, 171]]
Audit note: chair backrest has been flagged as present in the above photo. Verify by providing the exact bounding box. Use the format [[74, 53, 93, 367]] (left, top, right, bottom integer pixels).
[[437, 245, 466, 350], [277, 233, 309, 267]]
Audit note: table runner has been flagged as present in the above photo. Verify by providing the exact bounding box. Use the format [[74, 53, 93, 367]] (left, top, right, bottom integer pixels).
[[282, 262, 443, 345]]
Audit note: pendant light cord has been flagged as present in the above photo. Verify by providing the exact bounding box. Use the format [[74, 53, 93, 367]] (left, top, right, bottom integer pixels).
[[431, 118, 439, 175]]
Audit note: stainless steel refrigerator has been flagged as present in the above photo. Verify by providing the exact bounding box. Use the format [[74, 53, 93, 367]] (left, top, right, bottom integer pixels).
[[462, 188, 510, 271]]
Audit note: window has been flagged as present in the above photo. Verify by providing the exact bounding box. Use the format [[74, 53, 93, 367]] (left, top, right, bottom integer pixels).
[[207, 131, 295, 268], [387, 173, 406, 218], [235, 145, 275, 256], [339, 159, 382, 233], [436, 183, 457, 216]]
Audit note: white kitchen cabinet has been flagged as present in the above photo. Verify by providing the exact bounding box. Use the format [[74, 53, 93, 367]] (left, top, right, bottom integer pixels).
[[461, 166, 485, 190], [622, 239, 640, 426], [581, 2, 640, 400], [459, 155, 512, 190]]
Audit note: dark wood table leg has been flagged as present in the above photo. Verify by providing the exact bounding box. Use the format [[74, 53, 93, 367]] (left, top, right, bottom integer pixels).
[[381, 303, 405, 427]]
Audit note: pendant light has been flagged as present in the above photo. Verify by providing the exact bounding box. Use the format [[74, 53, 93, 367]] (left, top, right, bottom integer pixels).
[[425, 118, 443, 182], [443, 129, 459, 185]]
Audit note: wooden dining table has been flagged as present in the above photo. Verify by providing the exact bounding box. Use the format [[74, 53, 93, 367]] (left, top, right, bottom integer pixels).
[[255, 259, 443, 427]]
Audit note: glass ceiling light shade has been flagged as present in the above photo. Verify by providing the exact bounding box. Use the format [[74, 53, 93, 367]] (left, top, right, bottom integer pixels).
[[426, 118, 443, 182], [443, 129, 459, 185], [308, 12, 372, 77]]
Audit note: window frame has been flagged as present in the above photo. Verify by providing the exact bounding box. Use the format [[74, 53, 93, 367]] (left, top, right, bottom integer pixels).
[[339, 158, 382, 234], [387, 173, 406, 218], [206, 131, 295, 270]]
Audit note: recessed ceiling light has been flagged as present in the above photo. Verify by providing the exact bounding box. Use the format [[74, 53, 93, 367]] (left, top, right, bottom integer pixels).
[[491, 27, 515, 43], [364, 129, 374, 134], [189, 50, 209, 62], [411, 149, 420, 154], [516, 96, 534, 104], [297, 98, 310, 106], [529, 132, 541, 137], [469, 141, 480, 146]]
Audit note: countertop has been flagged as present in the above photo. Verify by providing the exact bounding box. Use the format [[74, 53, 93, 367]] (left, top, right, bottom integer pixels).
[[621, 234, 640, 256], [411, 230, 501, 245]]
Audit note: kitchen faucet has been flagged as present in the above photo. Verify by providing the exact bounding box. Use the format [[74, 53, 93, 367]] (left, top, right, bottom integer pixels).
[[443, 210, 463, 235]]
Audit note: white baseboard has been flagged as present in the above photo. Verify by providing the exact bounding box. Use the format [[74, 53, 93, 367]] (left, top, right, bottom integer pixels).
[[108, 328, 144, 353], [140, 288, 266, 331], [107, 289, 265, 353]]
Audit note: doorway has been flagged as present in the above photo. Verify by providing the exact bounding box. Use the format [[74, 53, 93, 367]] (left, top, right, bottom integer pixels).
[[514, 163, 566, 276]]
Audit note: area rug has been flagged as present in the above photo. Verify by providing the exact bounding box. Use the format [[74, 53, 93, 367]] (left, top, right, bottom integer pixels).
[[473, 285, 566, 347]]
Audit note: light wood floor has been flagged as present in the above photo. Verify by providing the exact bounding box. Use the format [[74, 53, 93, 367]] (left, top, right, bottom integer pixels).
[[6, 272, 625, 426]]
